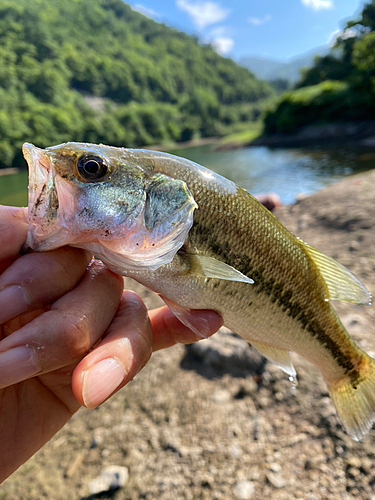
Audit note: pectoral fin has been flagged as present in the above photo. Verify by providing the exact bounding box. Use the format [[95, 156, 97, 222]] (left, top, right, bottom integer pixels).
[[185, 254, 254, 284], [250, 341, 296, 378], [303, 243, 371, 305]]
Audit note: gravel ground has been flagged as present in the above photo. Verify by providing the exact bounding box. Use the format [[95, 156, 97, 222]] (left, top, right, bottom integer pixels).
[[3, 168, 375, 500]]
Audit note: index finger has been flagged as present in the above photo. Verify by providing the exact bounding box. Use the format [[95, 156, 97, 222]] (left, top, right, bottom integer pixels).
[[0, 205, 28, 267], [149, 306, 223, 351]]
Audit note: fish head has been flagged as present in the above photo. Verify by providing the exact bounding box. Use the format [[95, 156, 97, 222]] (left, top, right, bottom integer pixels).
[[23, 142, 197, 271]]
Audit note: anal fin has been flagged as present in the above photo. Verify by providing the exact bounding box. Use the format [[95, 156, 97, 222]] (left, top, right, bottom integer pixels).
[[250, 340, 296, 378]]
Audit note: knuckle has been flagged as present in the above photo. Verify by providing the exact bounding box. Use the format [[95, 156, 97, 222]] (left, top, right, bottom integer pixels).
[[52, 249, 85, 281], [61, 311, 93, 358], [135, 317, 153, 368], [138, 323, 153, 366]]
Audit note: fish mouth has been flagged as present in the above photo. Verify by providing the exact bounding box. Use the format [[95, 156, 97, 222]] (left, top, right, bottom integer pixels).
[[22, 143, 63, 251], [23, 143, 53, 211]]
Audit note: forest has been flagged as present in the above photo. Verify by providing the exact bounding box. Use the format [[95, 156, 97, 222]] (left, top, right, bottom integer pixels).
[[263, 1, 375, 135], [0, 0, 274, 169]]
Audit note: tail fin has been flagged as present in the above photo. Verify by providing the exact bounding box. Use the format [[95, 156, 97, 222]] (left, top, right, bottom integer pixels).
[[329, 352, 375, 441]]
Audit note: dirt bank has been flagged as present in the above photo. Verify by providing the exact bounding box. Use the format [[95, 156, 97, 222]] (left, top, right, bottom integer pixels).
[[250, 120, 375, 149], [3, 169, 375, 500]]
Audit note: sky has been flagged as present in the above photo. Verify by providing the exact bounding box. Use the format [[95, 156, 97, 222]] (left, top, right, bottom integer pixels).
[[130, 0, 367, 61]]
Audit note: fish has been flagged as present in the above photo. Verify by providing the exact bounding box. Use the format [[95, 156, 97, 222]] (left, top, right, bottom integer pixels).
[[22, 141, 375, 441]]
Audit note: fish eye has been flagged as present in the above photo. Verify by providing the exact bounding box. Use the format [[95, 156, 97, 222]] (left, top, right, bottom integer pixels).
[[77, 154, 108, 181]]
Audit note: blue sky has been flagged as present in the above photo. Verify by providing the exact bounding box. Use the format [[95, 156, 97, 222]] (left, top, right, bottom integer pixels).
[[131, 0, 367, 61]]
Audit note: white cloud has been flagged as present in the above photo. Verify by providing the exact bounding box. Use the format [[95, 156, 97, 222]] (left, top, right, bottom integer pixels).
[[132, 4, 159, 19], [340, 28, 358, 40], [248, 14, 271, 26], [176, 0, 230, 29], [327, 29, 340, 45], [212, 37, 234, 54], [207, 26, 234, 54], [328, 27, 358, 46], [301, 0, 333, 10]]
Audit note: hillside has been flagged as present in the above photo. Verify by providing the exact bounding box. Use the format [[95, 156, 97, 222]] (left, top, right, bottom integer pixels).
[[0, 0, 273, 169]]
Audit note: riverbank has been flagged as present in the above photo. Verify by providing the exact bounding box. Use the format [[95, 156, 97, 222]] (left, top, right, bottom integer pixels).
[[143, 136, 220, 152], [140, 120, 375, 153], [215, 120, 375, 151], [0, 167, 19, 176], [3, 170, 375, 499]]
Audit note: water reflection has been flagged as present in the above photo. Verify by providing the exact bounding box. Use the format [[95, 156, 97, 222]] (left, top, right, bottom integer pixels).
[[172, 145, 375, 205]]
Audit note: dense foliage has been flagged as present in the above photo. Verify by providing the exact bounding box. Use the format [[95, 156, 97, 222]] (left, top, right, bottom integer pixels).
[[264, 1, 375, 134], [0, 0, 273, 168]]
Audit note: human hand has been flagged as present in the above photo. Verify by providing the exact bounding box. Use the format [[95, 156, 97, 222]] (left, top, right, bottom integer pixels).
[[0, 205, 223, 482]]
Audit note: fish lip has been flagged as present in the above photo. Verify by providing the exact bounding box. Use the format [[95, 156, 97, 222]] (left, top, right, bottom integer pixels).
[[22, 142, 53, 210], [22, 142, 51, 182], [22, 142, 59, 250], [22, 142, 51, 197], [22, 142, 50, 169]]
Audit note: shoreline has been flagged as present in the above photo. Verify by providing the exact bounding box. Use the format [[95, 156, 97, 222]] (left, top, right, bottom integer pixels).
[[214, 119, 375, 151], [142, 136, 220, 152], [0, 167, 19, 176], [2, 119, 375, 174], [143, 120, 375, 153]]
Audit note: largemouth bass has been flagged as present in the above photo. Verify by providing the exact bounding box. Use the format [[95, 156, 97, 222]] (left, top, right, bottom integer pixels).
[[22, 141, 375, 441]]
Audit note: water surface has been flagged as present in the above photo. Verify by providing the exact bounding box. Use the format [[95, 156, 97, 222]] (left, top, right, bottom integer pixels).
[[1, 145, 375, 207], [171, 145, 375, 205]]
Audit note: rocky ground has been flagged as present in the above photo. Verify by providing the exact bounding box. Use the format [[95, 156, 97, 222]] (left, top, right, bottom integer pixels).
[[3, 169, 375, 500]]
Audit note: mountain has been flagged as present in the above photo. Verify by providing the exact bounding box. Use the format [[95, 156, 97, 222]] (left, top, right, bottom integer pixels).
[[0, 0, 273, 168], [240, 46, 331, 83]]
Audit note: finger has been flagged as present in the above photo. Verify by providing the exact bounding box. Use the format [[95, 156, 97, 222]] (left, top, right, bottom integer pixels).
[[0, 205, 28, 271], [0, 305, 50, 340], [0, 261, 124, 389], [149, 306, 223, 351], [71, 298, 222, 409], [0, 247, 92, 325], [72, 291, 152, 409]]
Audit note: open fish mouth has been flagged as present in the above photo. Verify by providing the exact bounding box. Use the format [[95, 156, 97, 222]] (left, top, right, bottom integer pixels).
[[23, 143, 55, 215], [22, 143, 65, 251]]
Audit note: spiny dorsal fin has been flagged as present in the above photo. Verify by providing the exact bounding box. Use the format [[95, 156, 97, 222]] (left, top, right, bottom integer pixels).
[[250, 341, 296, 378], [186, 254, 254, 284], [303, 243, 371, 305]]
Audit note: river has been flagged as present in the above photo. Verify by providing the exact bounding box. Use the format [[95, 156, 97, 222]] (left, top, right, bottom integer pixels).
[[1, 144, 375, 207], [171, 144, 375, 204]]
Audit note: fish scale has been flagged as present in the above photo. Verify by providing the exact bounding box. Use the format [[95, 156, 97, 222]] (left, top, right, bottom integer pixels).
[[22, 141, 375, 441]]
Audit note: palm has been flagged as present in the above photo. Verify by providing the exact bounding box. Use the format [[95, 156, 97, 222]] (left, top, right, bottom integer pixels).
[[0, 364, 80, 480]]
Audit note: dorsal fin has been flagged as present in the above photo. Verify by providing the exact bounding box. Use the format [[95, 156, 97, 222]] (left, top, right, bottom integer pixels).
[[302, 243, 371, 305]]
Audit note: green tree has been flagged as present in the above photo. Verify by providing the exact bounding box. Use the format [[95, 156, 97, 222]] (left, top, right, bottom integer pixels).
[[265, 1, 375, 135]]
